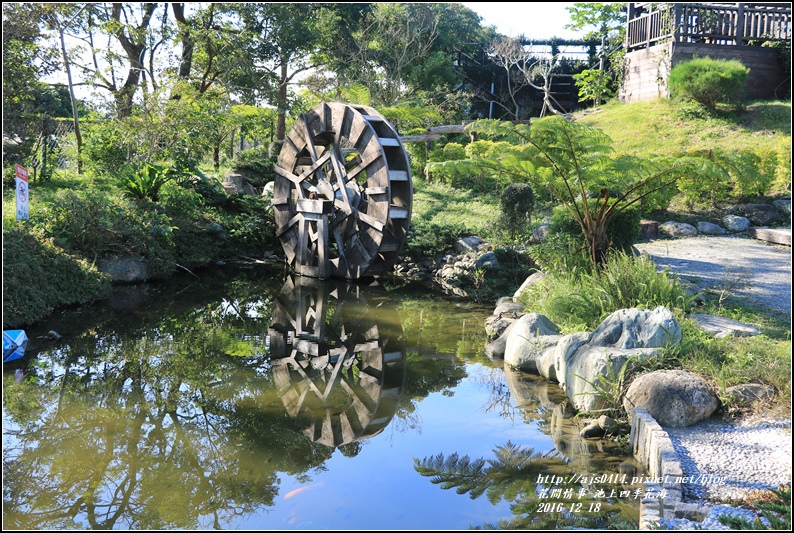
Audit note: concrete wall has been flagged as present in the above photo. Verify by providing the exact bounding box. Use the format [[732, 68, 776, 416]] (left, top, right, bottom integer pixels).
[[621, 42, 788, 103]]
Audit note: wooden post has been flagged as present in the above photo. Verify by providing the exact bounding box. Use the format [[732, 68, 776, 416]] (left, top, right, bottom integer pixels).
[[736, 3, 744, 45]]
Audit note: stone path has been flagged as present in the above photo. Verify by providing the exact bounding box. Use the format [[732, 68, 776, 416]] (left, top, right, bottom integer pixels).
[[634, 234, 792, 318]]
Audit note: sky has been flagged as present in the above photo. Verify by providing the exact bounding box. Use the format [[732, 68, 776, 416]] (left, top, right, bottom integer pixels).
[[460, 2, 583, 40]]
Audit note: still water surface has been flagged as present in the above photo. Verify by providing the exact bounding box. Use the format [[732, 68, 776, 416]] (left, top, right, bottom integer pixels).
[[3, 264, 644, 530]]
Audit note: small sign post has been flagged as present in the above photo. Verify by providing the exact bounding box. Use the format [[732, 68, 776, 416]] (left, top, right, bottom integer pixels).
[[15, 164, 29, 221]]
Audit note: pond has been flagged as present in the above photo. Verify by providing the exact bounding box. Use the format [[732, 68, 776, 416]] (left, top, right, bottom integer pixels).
[[3, 263, 647, 530]]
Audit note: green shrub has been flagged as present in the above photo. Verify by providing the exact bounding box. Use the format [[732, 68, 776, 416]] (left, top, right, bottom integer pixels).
[[669, 57, 749, 110], [403, 218, 468, 260], [530, 231, 594, 279], [113, 162, 173, 202], [81, 118, 131, 174], [232, 146, 277, 185], [32, 189, 176, 277], [771, 137, 792, 194], [499, 183, 535, 240], [735, 148, 773, 198], [214, 193, 278, 255], [464, 140, 513, 159], [518, 251, 694, 331], [442, 142, 466, 161], [2, 228, 112, 328]]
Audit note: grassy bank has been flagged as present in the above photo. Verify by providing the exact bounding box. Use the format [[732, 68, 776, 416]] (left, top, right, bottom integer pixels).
[[3, 97, 791, 418]]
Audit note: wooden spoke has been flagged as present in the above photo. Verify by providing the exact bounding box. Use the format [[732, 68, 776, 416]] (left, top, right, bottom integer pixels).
[[274, 103, 413, 280]]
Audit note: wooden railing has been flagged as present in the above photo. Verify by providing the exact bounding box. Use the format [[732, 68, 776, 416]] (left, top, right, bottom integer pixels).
[[626, 3, 791, 50]]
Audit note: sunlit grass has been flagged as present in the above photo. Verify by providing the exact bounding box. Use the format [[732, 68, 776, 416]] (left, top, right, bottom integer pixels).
[[577, 99, 791, 157], [412, 178, 501, 240]]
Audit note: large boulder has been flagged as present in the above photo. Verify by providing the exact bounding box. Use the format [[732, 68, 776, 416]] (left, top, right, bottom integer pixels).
[[223, 172, 257, 195], [772, 198, 791, 218], [740, 203, 781, 226], [474, 251, 500, 271], [513, 271, 545, 300], [722, 214, 751, 232], [696, 221, 727, 235], [504, 314, 561, 373], [558, 307, 682, 412], [588, 306, 682, 349], [484, 300, 524, 342], [454, 236, 485, 253], [659, 221, 698, 238], [622, 370, 720, 427]]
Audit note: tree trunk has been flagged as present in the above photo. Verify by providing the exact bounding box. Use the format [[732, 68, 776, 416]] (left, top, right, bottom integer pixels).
[[276, 62, 288, 141], [172, 3, 193, 80], [59, 24, 82, 175]]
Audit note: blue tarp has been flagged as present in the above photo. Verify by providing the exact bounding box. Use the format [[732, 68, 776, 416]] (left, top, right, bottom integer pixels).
[[3, 329, 28, 363]]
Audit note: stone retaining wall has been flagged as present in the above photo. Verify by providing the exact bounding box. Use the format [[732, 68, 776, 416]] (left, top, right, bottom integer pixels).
[[630, 408, 713, 529]]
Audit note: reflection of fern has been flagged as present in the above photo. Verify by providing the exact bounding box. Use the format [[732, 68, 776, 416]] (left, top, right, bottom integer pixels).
[[414, 441, 562, 505]]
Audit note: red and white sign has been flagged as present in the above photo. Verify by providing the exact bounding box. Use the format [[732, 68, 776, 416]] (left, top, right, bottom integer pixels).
[[16, 164, 29, 220]]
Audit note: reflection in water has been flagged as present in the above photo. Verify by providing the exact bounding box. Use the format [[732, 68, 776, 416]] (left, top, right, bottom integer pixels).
[[3, 265, 643, 530], [413, 368, 644, 529], [268, 276, 406, 448]]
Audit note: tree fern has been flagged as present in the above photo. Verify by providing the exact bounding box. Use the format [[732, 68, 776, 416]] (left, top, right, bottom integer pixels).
[[428, 116, 751, 268]]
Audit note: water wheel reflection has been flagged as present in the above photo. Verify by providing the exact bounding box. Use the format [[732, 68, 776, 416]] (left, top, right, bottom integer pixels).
[[267, 275, 406, 448]]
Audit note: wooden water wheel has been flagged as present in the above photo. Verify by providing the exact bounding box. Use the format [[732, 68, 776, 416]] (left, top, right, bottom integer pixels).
[[273, 103, 413, 280], [267, 275, 406, 448]]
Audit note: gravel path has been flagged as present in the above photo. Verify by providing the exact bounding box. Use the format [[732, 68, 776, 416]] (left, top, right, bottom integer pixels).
[[634, 234, 792, 318], [634, 234, 792, 529]]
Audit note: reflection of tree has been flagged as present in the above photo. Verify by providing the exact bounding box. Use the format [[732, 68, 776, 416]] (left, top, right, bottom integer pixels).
[[2, 272, 330, 530], [414, 441, 639, 529], [415, 441, 562, 504]]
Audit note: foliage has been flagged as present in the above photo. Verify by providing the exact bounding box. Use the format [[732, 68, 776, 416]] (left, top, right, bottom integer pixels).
[[214, 194, 279, 256], [80, 117, 131, 174], [231, 146, 278, 185], [574, 68, 615, 105], [402, 218, 468, 260], [114, 162, 173, 202], [674, 148, 769, 208], [565, 3, 626, 106], [668, 318, 792, 414], [718, 485, 791, 530], [429, 116, 724, 267], [669, 57, 750, 111], [517, 251, 695, 332], [322, 3, 483, 106], [549, 197, 641, 253], [499, 183, 535, 240], [2, 228, 111, 328], [770, 137, 792, 194], [31, 188, 177, 277]]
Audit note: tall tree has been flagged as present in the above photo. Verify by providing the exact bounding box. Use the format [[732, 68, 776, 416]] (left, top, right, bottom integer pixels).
[[565, 3, 626, 105], [234, 3, 335, 140], [489, 38, 568, 119], [324, 3, 482, 107]]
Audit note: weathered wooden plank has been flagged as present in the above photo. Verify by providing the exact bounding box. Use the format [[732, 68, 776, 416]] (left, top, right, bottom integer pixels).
[[747, 227, 791, 246], [296, 198, 332, 214], [388, 205, 409, 219]]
